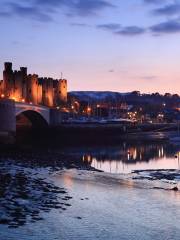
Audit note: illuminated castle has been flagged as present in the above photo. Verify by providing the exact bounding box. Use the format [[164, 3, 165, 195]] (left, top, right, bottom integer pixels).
[[0, 62, 67, 107]]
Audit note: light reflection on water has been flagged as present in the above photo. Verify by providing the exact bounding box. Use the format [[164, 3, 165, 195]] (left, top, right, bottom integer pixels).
[[80, 142, 180, 173]]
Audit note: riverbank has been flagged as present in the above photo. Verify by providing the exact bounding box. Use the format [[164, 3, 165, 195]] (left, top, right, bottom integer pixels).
[[47, 123, 174, 144], [0, 145, 96, 171], [1, 122, 177, 145]]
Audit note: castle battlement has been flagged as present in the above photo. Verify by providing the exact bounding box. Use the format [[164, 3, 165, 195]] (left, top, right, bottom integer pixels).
[[0, 62, 68, 107]]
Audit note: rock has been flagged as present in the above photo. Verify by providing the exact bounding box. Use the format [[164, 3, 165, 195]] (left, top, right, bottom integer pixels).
[[172, 186, 178, 191]]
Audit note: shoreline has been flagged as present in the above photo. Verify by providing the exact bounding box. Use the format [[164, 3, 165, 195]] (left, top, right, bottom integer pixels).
[[54, 168, 180, 191]]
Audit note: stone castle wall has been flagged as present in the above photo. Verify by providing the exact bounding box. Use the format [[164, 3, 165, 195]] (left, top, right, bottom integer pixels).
[[1, 62, 67, 107], [0, 80, 3, 96]]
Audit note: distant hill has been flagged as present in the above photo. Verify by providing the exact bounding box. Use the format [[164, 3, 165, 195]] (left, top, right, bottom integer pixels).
[[69, 91, 130, 102], [68, 91, 180, 106]]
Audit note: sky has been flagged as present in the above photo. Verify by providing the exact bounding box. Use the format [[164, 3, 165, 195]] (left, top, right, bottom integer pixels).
[[0, 0, 180, 94]]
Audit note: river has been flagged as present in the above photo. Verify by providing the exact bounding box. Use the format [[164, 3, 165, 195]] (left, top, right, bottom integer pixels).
[[1, 140, 180, 240]]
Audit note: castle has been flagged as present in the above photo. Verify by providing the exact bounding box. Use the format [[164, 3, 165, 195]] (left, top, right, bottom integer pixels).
[[0, 62, 67, 107]]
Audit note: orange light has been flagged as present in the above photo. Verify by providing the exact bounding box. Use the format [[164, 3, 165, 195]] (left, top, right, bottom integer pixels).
[[30, 102, 33, 105], [22, 98, 25, 103], [97, 104, 100, 108], [1, 94, 5, 98], [56, 106, 60, 110]]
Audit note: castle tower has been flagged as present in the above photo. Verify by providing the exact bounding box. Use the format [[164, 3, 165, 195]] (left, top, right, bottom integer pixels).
[[20, 67, 28, 100], [41, 77, 54, 107], [27, 74, 39, 104], [0, 80, 3, 96], [3, 62, 14, 98], [58, 79, 67, 104], [12, 67, 28, 102]]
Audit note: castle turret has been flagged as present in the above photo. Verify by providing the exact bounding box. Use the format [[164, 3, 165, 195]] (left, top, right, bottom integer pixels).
[[20, 67, 27, 75], [3, 62, 14, 98], [41, 77, 54, 107], [4, 62, 12, 71], [27, 74, 39, 104], [58, 79, 67, 104], [20, 67, 28, 101]]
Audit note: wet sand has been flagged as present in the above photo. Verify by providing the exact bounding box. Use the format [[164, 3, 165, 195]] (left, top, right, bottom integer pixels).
[[0, 160, 73, 228], [1, 169, 180, 240], [1, 141, 180, 239]]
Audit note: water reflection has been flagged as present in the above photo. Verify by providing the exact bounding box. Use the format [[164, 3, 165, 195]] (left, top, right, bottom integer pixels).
[[76, 142, 180, 173]]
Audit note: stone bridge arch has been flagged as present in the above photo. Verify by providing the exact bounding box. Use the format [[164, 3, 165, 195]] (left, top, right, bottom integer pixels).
[[15, 103, 50, 128]]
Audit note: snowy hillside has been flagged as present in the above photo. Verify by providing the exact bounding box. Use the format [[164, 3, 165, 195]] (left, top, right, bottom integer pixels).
[[69, 91, 130, 101]]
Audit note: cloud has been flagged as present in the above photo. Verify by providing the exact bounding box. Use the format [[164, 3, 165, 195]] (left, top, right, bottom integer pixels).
[[71, 23, 90, 27], [70, 0, 114, 16], [98, 18, 180, 36], [0, 11, 11, 18], [150, 20, 180, 34], [9, 3, 53, 22], [0, 1, 54, 22], [152, 3, 180, 16], [0, 0, 115, 22], [115, 26, 146, 36], [2, 0, 180, 37], [97, 23, 121, 31], [140, 75, 157, 80], [143, 0, 166, 4], [97, 23, 145, 36], [35, 0, 115, 17]]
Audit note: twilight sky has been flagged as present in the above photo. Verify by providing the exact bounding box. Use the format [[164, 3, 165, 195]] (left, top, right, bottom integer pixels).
[[1, 0, 180, 94]]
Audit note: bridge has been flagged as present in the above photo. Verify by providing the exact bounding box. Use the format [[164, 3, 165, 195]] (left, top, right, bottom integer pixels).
[[15, 102, 50, 127], [0, 99, 63, 137]]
